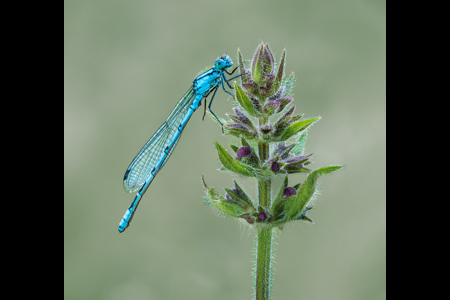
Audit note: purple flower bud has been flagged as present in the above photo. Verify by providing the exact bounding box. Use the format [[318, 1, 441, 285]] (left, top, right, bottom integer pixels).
[[258, 212, 268, 221], [259, 86, 268, 96], [283, 187, 297, 198], [270, 162, 280, 172], [237, 146, 252, 158], [262, 44, 275, 74], [260, 125, 273, 135]]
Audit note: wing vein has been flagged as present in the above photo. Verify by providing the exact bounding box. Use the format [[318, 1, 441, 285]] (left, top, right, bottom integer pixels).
[[123, 87, 196, 193]]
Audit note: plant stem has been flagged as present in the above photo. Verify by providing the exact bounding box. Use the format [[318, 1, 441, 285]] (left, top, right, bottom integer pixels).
[[255, 225, 274, 300], [256, 136, 273, 300], [257, 135, 272, 211], [258, 141, 271, 207]]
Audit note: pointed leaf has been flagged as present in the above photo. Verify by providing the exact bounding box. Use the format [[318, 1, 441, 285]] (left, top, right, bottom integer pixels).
[[269, 49, 285, 95], [281, 71, 296, 97], [203, 177, 242, 217], [234, 108, 256, 129], [230, 144, 239, 153], [279, 143, 297, 159], [233, 180, 255, 207], [235, 82, 258, 116], [212, 198, 246, 218], [240, 135, 251, 148], [283, 164, 311, 174], [270, 176, 289, 220], [291, 131, 308, 155], [279, 117, 321, 141], [237, 49, 249, 83], [274, 106, 296, 128], [284, 165, 343, 220], [224, 187, 255, 212], [214, 141, 255, 177]]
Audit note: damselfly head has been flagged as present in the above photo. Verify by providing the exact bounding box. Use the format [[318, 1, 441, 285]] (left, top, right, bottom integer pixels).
[[215, 55, 233, 70]]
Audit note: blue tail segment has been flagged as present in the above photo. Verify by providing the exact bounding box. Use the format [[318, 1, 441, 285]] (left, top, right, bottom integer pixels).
[[119, 55, 241, 233]]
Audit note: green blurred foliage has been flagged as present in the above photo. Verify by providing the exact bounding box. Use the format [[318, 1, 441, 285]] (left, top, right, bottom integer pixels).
[[64, 0, 385, 299]]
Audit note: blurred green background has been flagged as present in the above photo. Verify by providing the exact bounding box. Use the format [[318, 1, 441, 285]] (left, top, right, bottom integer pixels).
[[64, 0, 385, 299]]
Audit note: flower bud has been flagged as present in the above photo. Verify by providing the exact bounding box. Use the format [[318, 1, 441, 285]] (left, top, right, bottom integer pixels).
[[224, 182, 256, 213], [237, 146, 252, 158], [270, 161, 280, 172], [283, 187, 297, 198], [251, 43, 275, 84], [258, 212, 268, 221], [260, 125, 273, 135]]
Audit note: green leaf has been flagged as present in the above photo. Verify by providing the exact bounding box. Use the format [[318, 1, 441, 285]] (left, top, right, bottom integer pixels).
[[235, 82, 258, 116], [224, 187, 255, 213], [283, 164, 311, 174], [214, 141, 255, 177], [225, 127, 258, 140], [279, 117, 321, 141], [240, 135, 251, 148], [203, 176, 244, 217], [270, 176, 289, 220], [278, 143, 296, 158], [284, 165, 343, 220], [269, 49, 285, 95], [281, 71, 296, 98], [233, 180, 255, 208], [230, 144, 239, 153], [237, 49, 249, 83], [291, 131, 308, 155], [212, 198, 245, 218]]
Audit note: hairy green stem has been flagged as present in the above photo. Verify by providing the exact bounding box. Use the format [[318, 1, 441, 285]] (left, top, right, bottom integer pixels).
[[258, 141, 271, 207], [256, 137, 273, 300], [255, 225, 274, 300]]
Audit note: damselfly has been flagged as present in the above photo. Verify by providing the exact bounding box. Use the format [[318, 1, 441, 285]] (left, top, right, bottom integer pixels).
[[118, 55, 242, 233]]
